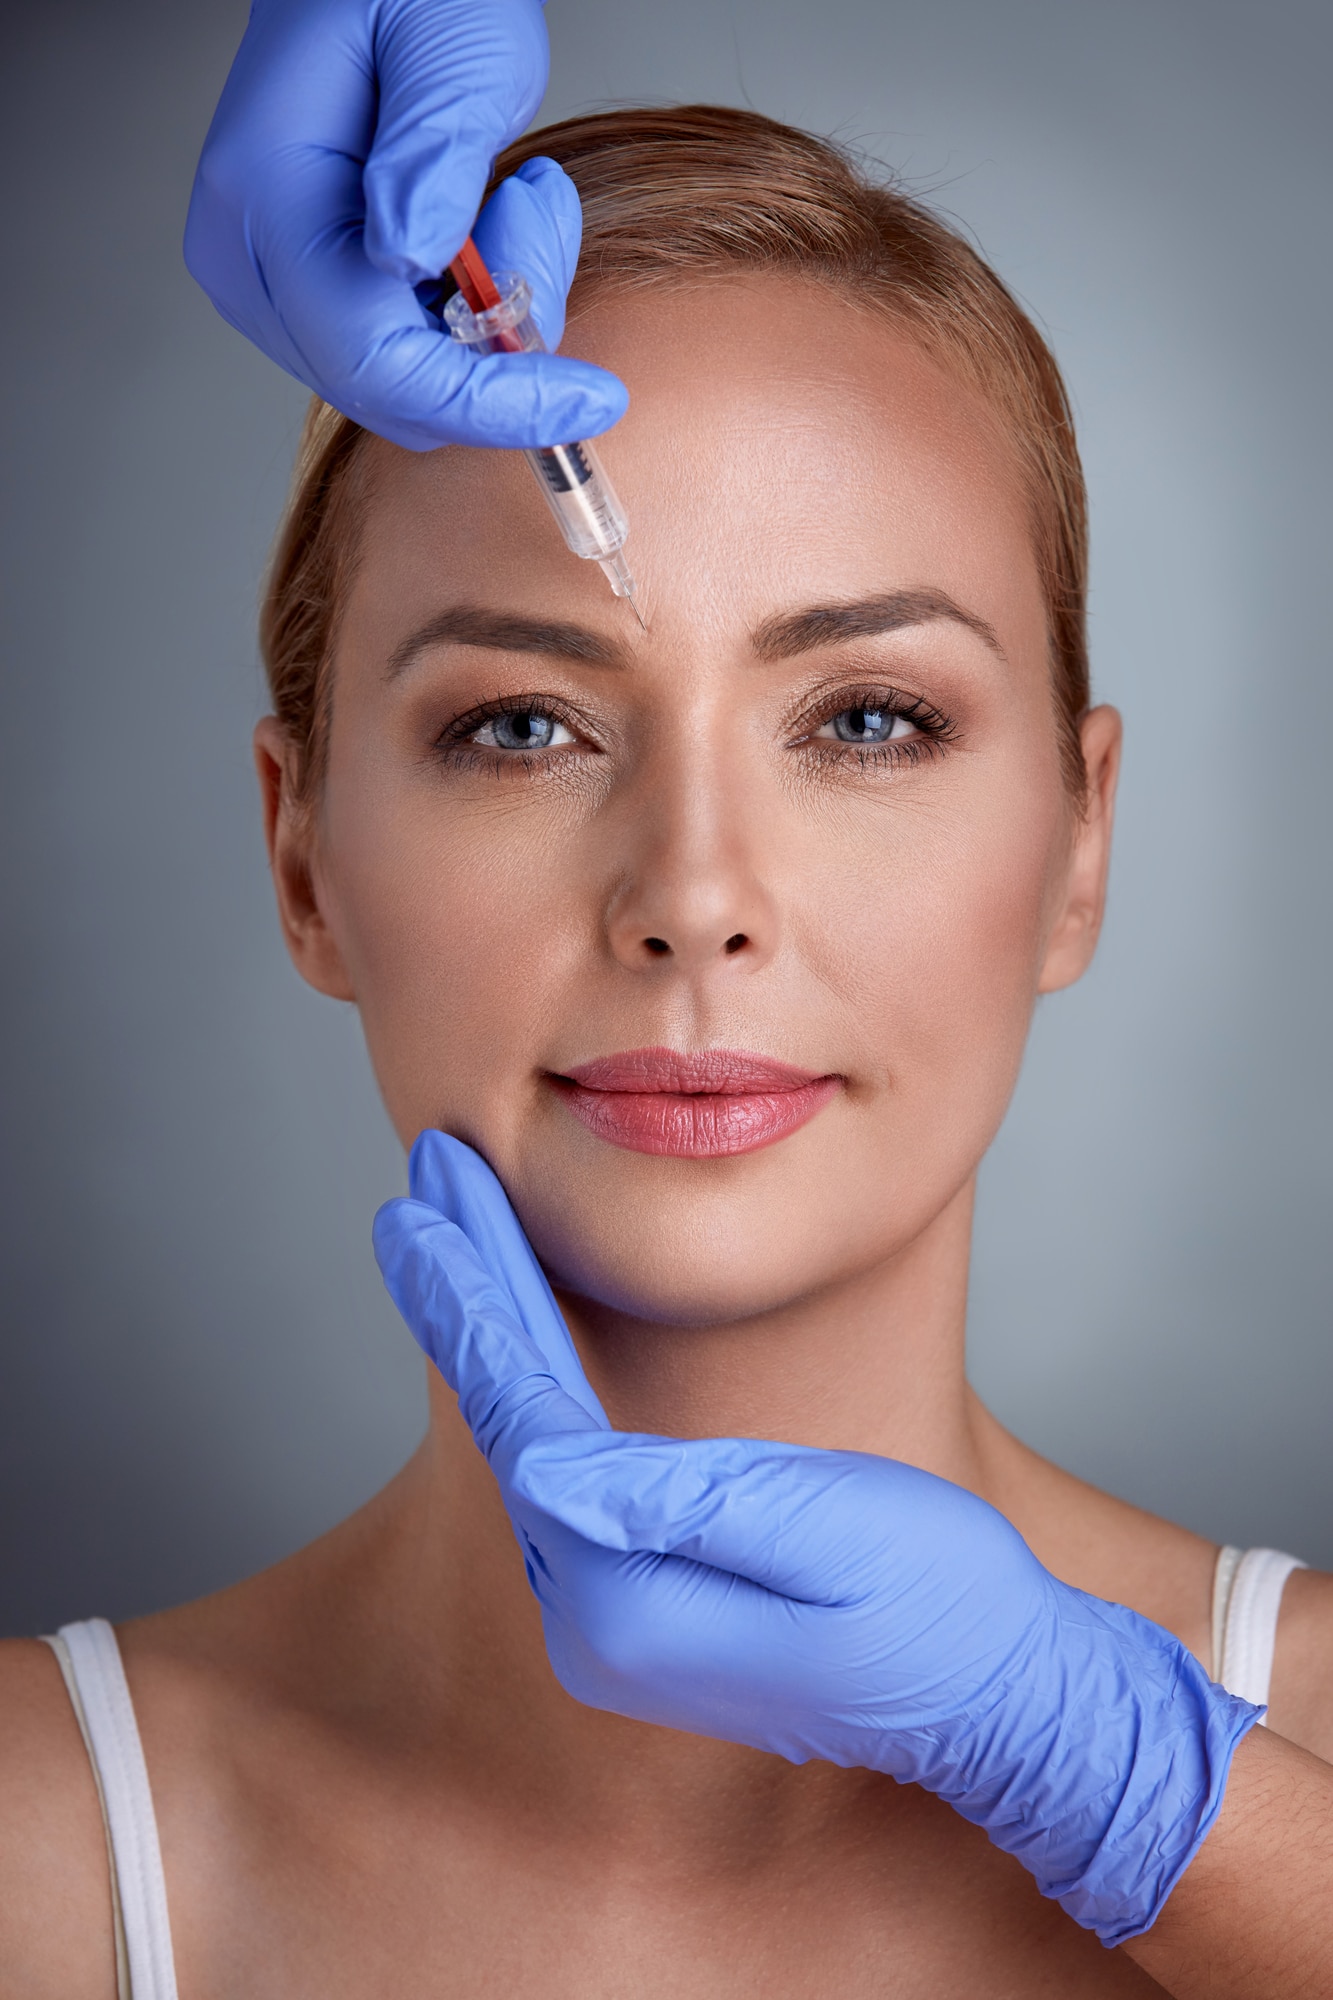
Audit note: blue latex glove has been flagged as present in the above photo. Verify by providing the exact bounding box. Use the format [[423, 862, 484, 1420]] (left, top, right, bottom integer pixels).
[[374, 1131, 1261, 1947], [184, 0, 628, 450]]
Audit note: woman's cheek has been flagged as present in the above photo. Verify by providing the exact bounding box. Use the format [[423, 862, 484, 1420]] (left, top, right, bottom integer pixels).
[[838, 773, 1065, 1123], [320, 794, 569, 1148]]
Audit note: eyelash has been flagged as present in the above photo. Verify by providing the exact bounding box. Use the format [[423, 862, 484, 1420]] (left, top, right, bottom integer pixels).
[[435, 686, 957, 775], [435, 693, 593, 776], [792, 686, 958, 770]]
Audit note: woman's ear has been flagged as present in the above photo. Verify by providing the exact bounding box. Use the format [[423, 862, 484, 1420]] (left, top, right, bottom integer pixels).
[[253, 716, 356, 1001], [1037, 704, 1123, 994]]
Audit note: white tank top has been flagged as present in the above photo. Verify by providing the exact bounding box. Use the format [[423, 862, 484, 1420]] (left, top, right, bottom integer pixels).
[[43, 1543, 1306, 1998]]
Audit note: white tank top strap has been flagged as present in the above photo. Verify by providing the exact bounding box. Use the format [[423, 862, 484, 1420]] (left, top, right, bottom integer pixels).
[[1211, 1545, 1307, 1712], [40, 1618, 179, 2000]]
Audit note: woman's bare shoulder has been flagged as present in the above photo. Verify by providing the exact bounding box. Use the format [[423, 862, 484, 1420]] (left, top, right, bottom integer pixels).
[[0, 1527, 387, 2000], [0, 1637, 117, 2000], [1269, 1566, 1333, 1761]]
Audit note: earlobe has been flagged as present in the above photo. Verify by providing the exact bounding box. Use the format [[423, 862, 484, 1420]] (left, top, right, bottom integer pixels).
[[1037, 705, 1123, 994], [252, 717, 356, 1002]]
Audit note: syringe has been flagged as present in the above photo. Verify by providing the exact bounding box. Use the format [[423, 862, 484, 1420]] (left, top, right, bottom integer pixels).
[[443, 238, 645, 628]]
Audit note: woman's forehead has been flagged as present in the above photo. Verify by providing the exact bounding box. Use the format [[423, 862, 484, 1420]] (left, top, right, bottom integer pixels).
[[351, 277, 1045, 661]]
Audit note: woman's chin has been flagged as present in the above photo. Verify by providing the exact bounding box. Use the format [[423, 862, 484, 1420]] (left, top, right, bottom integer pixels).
[[527, 1194, 881, 1332], [552, 1263, 804, 1332]]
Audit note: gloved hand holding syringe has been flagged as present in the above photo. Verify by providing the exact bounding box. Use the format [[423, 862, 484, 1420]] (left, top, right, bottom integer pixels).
[[439, 237, 645, 625], [185, 0, 643, 620]]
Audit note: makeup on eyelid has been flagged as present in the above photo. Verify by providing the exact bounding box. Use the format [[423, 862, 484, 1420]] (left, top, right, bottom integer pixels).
[[550, 1049, 842, 1158]]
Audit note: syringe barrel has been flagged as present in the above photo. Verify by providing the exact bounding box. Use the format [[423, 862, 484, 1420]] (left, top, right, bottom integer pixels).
[[444, 273, 630, 563], [519, 439, 629, 561]]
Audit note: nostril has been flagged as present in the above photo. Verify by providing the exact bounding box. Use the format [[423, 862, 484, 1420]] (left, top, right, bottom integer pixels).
[[724, 933, 748, 955], [644, 937, 671, 956]]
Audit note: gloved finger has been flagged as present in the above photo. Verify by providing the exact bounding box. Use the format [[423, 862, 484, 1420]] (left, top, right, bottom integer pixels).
[[472, 158, 584, 350], [373, 340, 626, 450], [521, 1550, 805, 1771], [509, 1429, 1009, 1609], [373, 1199, 600, 1456], [407, 1131, 608, 1426], [524, 1529, 855, 1761], [504, 1430, 859, 1603], [362, 0, 550, 283]]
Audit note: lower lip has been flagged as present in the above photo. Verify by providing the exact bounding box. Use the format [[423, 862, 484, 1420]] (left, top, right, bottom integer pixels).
[[552, 1073, 841, 1158]]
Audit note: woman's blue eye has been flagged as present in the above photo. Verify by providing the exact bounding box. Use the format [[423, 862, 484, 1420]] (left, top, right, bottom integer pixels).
[[816, 705, 914, 745], [472, 710, 575, 751]]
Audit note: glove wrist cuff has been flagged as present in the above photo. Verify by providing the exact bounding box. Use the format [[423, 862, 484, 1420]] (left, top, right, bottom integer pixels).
[[1008, 1591, 1262, 1944]]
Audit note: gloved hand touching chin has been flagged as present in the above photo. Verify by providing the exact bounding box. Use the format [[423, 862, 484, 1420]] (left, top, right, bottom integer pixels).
[[185, 0, 628, 450], [373, 1130, 1261, 1949]]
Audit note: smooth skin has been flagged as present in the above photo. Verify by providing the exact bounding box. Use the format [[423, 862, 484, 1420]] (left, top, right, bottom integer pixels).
[[1, 276, 1330, 1997]]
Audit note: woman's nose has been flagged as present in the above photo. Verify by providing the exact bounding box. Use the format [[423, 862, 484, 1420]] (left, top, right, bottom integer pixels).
[[603, 773, 780, 976]]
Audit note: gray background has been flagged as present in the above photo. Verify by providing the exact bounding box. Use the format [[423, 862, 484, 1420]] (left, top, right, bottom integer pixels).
[[3, 0, 1329, 1637]]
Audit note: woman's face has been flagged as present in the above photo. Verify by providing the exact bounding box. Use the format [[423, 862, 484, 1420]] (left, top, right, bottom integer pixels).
[[262, 275, 1118, 1326]]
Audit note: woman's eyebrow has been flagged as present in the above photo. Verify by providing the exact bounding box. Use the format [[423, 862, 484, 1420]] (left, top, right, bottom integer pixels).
[[751, 589, 1006, 662], [386, 607, 626, 679]]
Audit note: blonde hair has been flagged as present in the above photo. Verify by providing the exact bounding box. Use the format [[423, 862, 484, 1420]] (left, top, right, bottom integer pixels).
[[262, 105, 1089, 802]]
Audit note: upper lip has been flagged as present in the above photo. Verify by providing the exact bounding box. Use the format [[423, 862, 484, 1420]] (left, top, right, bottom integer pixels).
[[557, 1047, 833, 1093]]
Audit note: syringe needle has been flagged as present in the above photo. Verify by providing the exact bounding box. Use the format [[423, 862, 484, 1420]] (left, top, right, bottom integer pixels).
[[597, 549, 647, 626]]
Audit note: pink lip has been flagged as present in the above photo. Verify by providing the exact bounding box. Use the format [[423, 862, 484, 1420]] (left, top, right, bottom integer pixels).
[[551, 1047, 841, 1158]]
